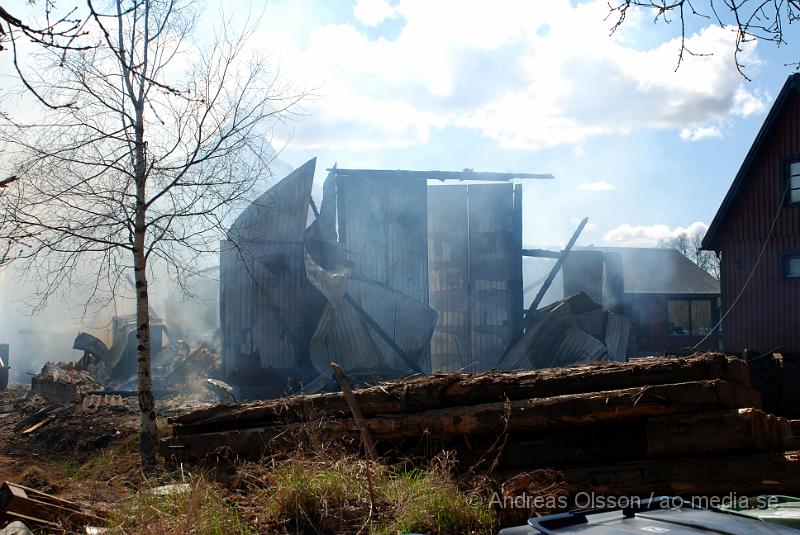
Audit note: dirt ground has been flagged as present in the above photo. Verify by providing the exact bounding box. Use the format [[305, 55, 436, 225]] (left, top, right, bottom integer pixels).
[[0, 383, 507, 534], [0, 383, 178, 513]]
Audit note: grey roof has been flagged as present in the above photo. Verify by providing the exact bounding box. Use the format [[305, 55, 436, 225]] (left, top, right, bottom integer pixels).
[[587, 247, 720, 295]]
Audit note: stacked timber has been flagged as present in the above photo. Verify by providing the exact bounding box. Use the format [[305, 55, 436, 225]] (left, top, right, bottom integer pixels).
[[163, 353, 800, 496]]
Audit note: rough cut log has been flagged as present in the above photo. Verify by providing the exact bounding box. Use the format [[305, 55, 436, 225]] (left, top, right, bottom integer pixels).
[[162, 380, 759, 459], [454, 423, 647, 469], [170, 354, 751, 436], [341, 380, 758, 441], [791, 419, 800, 437], [771, 414, 797, 451], [646, 408, 785, 457], [459, 409, 791, 470], [553, 450, 800, 497]]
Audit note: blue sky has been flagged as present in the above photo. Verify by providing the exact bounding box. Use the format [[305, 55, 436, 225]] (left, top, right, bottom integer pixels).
[[238, 0, 799, 247], [1, 0, 798, 363]]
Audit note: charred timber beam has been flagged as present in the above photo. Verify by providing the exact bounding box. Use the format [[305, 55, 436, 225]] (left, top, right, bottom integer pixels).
[[521, 249, 560, 259], [328, 380, 758, 441], [162, 380, 760, 459], [524, 217, 588, 323], [554, 450, 800, 497], [454, 409, 794, 469]]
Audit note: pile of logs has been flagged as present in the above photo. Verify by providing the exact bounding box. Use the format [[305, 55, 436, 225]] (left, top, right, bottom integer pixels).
[[163, 353, 800, 496]]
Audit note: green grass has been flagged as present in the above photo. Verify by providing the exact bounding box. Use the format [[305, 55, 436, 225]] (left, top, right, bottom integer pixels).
[[242, 454, 496, 534], [69, 449, 498, 534], [108, 477, 256, 535]]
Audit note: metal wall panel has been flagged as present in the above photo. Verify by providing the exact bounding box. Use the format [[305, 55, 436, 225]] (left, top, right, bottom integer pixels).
[[428, 186, 470, 371], [467, 184, 516, 370], [336, 175, 429, 305], [428, 184, 521, 372], [228, 159, 317, 245], [563, 250, 605, 304], [221, 160, 323, 385]]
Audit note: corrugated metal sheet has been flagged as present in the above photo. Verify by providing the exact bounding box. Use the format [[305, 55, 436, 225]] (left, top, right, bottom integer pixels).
[[428, 184, 521, 372], [306, 253, 437, 377], [306, 252, 436, 375], [221, 160, 324, 381], [468, 183, 517, 370], [228, 158, 317, 245], [428, 186, 470, 371], [336, 173, 429, 305], [497, 293, 612, 370], [605, 312, 630, 361]]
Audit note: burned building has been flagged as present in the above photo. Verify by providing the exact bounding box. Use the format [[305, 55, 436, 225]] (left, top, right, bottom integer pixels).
[[219, 160, 326, 397], [220, 159, 549, 397]]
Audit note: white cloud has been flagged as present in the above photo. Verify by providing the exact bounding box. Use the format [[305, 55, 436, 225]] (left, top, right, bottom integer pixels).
[[353, 0, 397, 27], [255, 1, 767, 150], [732, 86, 767, 117], [679, 125, 722, 141], [603, 221, 709, 246], [578, 180, 615, 191]]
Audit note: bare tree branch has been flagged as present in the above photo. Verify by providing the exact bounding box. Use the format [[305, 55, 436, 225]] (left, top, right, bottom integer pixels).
[[608, 0, 800, 77], [0, 0, 307, 468]]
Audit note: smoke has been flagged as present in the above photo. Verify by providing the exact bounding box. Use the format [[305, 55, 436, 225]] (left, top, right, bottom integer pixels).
[[0, 261, 223, 383]]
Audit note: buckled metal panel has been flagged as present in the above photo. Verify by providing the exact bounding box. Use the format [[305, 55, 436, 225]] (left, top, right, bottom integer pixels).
[[335, 174, 429, 306]]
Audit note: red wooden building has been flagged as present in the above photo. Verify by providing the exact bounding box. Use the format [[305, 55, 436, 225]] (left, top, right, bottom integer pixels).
[[702, 73, 800, 354]]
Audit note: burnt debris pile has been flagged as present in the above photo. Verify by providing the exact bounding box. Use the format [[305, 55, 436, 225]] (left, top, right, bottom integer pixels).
[[163, 353, 800, 497], [0, 363, 138, 459]]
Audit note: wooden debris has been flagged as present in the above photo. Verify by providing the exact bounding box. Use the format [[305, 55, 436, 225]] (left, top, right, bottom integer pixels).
[[21, 418, 50, 435], [30, 362, 101, 405], [331, 362, 378, 461], [646, 408, 793, 456], [162, 353, 800, 499], [0, 482, 107, 531]]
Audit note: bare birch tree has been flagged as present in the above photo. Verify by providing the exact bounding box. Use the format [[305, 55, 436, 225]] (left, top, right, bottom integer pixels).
[[0, 0, 304, 467]]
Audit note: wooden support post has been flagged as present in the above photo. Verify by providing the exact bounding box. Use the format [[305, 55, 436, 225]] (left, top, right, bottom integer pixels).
[[331, 362, 379, 461]]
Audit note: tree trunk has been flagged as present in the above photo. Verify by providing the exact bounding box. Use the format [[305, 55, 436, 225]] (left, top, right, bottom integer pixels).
[[133, 104, 157, 469]]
